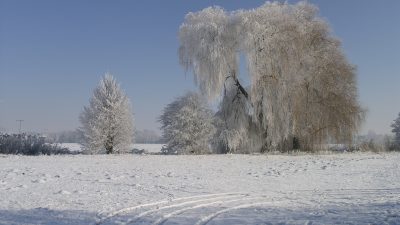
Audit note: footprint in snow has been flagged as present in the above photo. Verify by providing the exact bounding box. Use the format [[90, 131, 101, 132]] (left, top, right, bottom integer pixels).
[[42, 173, 51, 178], [95, 179, 107, 182], [56, 190, 71, 195], [32, 179, 46, 183]]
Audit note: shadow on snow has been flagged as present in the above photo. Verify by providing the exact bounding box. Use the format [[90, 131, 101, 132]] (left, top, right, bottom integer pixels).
[[0, 202, 399, 225]]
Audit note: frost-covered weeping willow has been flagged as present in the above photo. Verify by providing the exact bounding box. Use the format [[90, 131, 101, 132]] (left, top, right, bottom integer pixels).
[[212, 79, 264, 153], [80, 74, 134, 154], [179, 7, 241, 100], [159, 92, 215, 154], [179, 1, 365, 152]]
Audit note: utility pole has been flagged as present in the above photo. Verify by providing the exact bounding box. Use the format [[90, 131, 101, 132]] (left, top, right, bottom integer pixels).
[[16, 120, 24, 134]]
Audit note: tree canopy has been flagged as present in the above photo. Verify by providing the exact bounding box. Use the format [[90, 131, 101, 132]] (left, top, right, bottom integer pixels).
[[80, 74, 134, 154], [179, 1, 364, 152]]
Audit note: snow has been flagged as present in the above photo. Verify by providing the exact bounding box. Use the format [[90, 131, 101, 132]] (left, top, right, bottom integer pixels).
[[51, 143, 165, 154], [56, 143, 84, 152], [132, 144, 165, 154], [0, 153, 399, 224]]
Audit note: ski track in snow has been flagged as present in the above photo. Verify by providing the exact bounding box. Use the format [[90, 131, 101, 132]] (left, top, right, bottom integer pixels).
[[195, 201, 276, 225], [0, 152, 399, 224]]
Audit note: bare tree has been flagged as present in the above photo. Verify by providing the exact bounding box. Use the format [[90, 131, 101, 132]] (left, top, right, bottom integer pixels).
[[80, 74, 134, 154]]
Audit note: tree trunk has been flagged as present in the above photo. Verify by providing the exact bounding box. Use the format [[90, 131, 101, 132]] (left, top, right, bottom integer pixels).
[[105, 135, 114, 154], [234, 77, 249, 99]]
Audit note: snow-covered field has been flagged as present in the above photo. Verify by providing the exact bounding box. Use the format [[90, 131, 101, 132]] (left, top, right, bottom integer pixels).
[[0, 153, 399, 224], [53, 143, 165, 154], [55, 143, 84, 152], [132, 144, 165, 154]]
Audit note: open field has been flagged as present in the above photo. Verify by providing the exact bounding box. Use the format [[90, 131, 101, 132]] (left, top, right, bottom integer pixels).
[[54, 143, 165, 154], [0, 152, 399, 224]]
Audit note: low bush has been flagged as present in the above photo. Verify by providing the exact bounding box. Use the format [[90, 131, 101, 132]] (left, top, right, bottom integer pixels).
[[0, 133, 70, 155]]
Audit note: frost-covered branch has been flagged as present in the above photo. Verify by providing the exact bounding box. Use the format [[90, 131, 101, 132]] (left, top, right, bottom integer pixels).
[[159, 92, 215, 154], [80, 74, 134, 154], [179, 1, 365, 152]]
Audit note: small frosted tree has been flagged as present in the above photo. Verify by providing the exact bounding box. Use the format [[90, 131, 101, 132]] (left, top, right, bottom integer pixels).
[[391, 113, 400, 148], [159, 92, 215, 154], [80, 74, 134, 154]]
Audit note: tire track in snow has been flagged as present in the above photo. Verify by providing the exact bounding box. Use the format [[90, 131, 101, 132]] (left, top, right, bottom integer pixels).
[[96, 192, 242, 224], [195, 201, 276, 225], [193, 189, 400, 225], [96, 200, 169, 225], [151, 196, 267, 225], [124, 194, 247, 224], [100, 189, 400, 225]]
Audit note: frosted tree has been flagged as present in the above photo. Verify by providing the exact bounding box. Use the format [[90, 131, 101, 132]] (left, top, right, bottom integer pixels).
[[240, 2, 365, 150], [212, 79, 264, 153], [179, 7, 245, 100], [159, 92, 215, 154], [179, 1, 364, 152], [179, 6, 257, 153], [80, 74, 134, 154], [391, 113, 400, 147]]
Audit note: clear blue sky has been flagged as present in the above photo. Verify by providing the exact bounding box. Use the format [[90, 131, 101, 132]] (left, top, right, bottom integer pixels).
[[0, 0, 399, 135]]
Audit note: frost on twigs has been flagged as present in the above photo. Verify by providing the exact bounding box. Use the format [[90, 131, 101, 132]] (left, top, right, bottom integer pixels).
[[159, 92, 215, 154], [80, 74, 134, 154], [179, 1, 365, 152], [212, 79, 264, 154], [391, 113, 400, 150], [179, 7, 239, 100]]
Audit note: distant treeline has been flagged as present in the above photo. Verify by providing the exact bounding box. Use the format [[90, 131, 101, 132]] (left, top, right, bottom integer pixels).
[[355, 132, 399, 152], [45, 129, 164, 144], [134, 129, 164, 144], [45, 130, 85, 144]]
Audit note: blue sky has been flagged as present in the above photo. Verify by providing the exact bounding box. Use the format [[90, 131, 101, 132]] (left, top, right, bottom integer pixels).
[[0, 0, 399, 135]]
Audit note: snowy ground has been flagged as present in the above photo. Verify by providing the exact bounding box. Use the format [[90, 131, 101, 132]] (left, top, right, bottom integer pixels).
[[132, 144, 165, 154], [53, 143, 164, 154], [0, 153, 399, 224], [55, 143, 84, 152]]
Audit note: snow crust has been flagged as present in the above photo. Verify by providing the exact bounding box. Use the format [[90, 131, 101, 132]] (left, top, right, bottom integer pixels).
[[0, 153, 399, 224]]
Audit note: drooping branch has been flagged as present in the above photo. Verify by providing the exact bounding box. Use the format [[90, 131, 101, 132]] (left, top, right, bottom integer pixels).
[[179, 1, 364, 152], [224, 75, 249, 100], [234, 77, 249, 99]]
